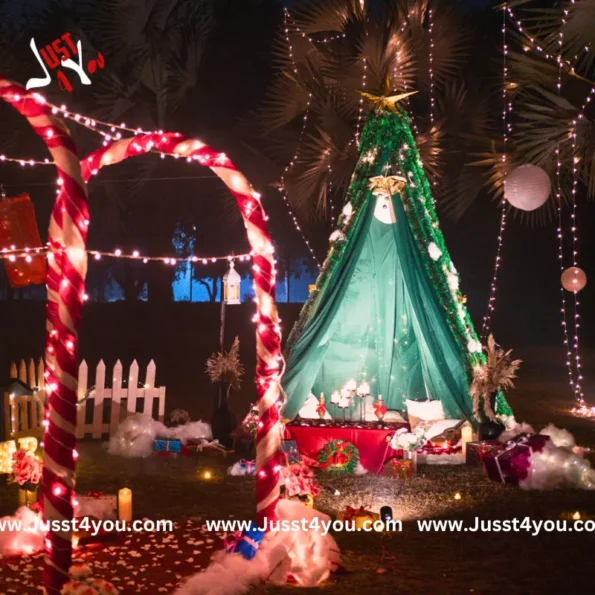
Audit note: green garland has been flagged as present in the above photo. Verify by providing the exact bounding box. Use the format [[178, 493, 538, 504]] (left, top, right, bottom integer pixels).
[[285, 107, 513, 418], [318, 439, 359, 474]]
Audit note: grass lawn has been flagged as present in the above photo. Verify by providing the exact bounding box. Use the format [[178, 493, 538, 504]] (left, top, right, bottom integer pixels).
[[1, 349, 595, 594]]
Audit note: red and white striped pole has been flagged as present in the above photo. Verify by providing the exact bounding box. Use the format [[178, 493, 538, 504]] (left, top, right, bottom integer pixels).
[[81, 133, 283, 526], [0, 79, 88, 594]]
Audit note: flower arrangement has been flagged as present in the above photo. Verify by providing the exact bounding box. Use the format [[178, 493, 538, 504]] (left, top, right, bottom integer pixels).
[[61, 564, 119, 594], [240, 403, 259, 437], [206, 336, 245, 397], [390, 426, 427, 452], [280, 461, 321, 502], [470, 334, 522, 421], [10, 449, 42, 488]]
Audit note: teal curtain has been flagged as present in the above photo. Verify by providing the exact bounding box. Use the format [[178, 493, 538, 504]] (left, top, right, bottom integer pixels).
[[282, 191, 474, 422]]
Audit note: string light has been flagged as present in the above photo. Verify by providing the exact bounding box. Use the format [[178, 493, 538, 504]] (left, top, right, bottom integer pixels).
[[355, 58, 368, 147], [0, 155, 52, 166], [553, 8, 583, 411], [0, 245, 252, 264], [569, 121, 584, 406], [428, 7, 436, 127], [481, 5, 510, 342]]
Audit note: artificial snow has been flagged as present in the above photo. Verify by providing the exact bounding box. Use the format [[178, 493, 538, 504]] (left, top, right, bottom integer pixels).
[[521, 440, 595, 491], [174, 500, 340, 595], [0, 507, 44, 557], [108, 414, 212, 458]]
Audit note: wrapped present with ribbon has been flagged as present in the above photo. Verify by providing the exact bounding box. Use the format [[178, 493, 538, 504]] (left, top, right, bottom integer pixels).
[[384, 458, 415, 480], [154, 438, 182, 455], [338, 506, 380, 530], [224, 522, 265, 560], [74, 492, 118, 521], [465, 441, 501, 467], [228, 459, 256, 476], [483, 434, 550, 485]]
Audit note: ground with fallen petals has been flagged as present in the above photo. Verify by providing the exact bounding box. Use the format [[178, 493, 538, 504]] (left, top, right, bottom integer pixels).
[[1, 351, 595, 594]]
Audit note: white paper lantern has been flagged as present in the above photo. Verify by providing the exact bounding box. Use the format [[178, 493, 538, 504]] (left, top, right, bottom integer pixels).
[[504, 164, 551, 211]]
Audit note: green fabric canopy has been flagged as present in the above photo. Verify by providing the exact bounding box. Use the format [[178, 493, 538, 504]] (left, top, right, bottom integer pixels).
[[282, 107, 513, 423]]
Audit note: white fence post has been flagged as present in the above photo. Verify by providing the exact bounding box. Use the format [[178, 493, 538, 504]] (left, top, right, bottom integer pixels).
[[7, 359, 167, 440]]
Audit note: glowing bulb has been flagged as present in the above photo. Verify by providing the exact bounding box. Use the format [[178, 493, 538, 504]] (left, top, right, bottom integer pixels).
[[203, 471, 212, 480], [454, 492, 462, 501], [572, 511, 581, 520]]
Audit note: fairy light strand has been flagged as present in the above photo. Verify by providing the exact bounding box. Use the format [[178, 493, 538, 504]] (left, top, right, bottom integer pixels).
[[428, 7, 436, 127], [481, 6, 510, 342], [554, 6, 584, 409], [0, 245, 252, 264]]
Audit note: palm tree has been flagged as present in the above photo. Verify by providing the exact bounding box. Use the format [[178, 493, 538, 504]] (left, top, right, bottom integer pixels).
[[470, 0, 595, 224], [257, 0, 490, 221]]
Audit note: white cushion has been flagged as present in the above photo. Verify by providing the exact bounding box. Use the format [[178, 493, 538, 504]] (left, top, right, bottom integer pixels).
[[424, 419, 461, 441], [406, 399, 445, 422], [299, 394, 332, 420]]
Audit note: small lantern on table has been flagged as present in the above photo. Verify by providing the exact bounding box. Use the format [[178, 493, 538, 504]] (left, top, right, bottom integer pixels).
[[374, 395, 387, 423], [316, 393, 327, 421]]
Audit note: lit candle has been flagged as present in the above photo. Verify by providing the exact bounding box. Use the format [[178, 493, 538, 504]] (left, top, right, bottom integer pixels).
[[461, 422, 473, 456], [118, 488, 133, 523]]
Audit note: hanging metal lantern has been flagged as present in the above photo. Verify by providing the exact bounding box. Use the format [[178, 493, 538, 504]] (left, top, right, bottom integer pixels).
[[223, 261, 241, 305], [0, 192, 46, 287]]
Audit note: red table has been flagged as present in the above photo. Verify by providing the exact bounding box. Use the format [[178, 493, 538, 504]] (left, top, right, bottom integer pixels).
[[285, 423, 408, 474]]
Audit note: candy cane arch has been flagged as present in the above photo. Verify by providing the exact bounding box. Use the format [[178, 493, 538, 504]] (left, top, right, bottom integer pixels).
[[0, 79, 89, 594], [81, 133, 283, 525]]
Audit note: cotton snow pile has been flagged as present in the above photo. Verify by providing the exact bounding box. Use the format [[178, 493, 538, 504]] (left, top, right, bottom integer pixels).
[[108, 414, 212, 458], [498, 420, 595, 491], [0, 506, 44, 557], [521, 439, 595, 491], [174, 500, 340, 595], [498, 416, 535, 443]]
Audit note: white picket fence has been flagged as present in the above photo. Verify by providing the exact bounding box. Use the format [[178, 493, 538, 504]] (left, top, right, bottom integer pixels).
[[5, 359, 166, 440]]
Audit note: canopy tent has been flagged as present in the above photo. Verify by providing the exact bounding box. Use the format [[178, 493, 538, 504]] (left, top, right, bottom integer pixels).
[[282, 107, 513, 423]]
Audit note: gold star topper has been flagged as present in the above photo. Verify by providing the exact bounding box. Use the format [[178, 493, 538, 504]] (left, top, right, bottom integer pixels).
[[368, 175, 407, 197], [359, 75, 418, 113]]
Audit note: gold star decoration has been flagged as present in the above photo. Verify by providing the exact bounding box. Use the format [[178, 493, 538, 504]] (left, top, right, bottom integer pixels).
[[368, 175, 407, 197], [359, 75, 418, 113]]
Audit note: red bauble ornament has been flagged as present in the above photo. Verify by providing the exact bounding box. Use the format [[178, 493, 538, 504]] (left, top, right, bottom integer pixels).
[[0, 192, 46, 287]]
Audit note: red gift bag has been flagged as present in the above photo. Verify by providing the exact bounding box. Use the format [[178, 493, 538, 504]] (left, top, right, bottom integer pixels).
[[0, 193, 46, 287]]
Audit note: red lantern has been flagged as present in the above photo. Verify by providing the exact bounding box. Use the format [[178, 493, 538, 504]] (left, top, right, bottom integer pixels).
[[0, 192, 46, 287]]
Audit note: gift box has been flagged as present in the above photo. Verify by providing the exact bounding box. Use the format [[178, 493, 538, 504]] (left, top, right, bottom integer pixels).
[[75, 493, 118, 521], [224, 522, 264, 560], [238, 459, 256, 475], [483, 434, 550, 485], [338, 506, 380, 530], [383, 458, 415, 480], [154, 438, 182, 453], [465, 441, 501, 467], [74, 516, 118, 547]]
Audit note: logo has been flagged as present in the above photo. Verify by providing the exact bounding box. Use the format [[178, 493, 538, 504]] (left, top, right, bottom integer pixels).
[[26, 33, 104, 92]]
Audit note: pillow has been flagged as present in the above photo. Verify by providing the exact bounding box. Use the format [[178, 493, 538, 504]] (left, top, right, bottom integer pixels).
[[406, 399, 445, 429], [424, 419, 462, 441], [384, 410, 407, 423], [298, 394, 332, 420]]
